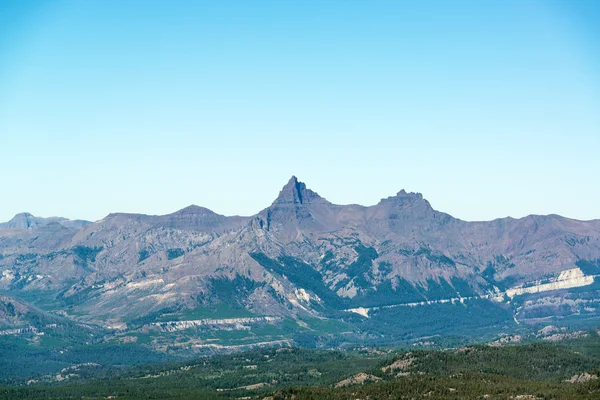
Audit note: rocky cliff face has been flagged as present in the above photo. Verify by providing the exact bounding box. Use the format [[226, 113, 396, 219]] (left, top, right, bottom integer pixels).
[[1, 176, 599, 345]]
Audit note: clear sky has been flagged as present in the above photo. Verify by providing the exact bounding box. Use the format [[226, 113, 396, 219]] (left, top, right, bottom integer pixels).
[[0, 0, 599, 223]]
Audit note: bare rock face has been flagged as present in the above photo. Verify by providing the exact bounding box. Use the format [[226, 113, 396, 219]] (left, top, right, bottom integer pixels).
[[1, 176, 600, 339], [271, 176, 330, 205], [3, 212, 41, 229], [335, 373, 382, 387], [567, 372, 599, 383]]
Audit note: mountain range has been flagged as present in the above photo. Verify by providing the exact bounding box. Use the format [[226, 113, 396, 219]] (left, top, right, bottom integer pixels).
[[1, 176, 600, 356]]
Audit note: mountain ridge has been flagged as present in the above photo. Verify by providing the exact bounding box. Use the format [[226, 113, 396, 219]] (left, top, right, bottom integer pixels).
[[3, 176, 598, 226], [1, 176, 599, 351]]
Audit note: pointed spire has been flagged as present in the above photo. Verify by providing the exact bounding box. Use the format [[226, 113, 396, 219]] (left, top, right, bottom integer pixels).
[[272, 176, 329, 205]]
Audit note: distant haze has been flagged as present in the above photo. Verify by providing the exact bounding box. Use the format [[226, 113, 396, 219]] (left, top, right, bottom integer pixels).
[[0, 0, 599, 222]]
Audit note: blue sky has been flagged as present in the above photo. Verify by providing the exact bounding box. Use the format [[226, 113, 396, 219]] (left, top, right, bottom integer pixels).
[[0, 0, 599, 222]]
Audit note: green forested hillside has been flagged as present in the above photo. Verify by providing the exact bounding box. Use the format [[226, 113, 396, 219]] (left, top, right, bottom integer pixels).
[[2, 333, 600, 400]]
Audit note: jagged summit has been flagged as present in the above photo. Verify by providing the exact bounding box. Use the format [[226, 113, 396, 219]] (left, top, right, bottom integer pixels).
[[272, 176, 329, 205], [375, 188, 430, 207], [395, 189, 423, 199]]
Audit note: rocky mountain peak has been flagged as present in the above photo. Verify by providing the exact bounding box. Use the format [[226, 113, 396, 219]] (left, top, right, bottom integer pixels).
[[374, 189, 435, 216], [158, 204, 247, 232], [3, 212, 40, 229], [173, 205, 218, 216], [0, 213, 92, 231], [272, 176, 329, 205], [395, 189, 423, 199], [381, 189, 429, 205]]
